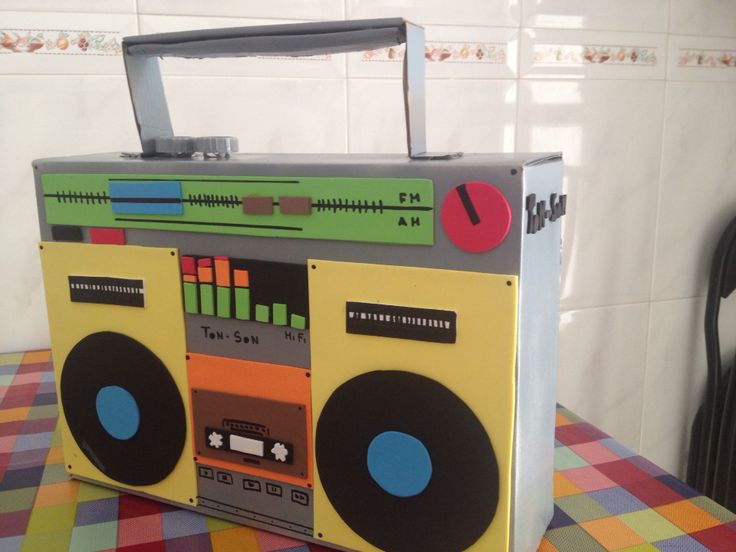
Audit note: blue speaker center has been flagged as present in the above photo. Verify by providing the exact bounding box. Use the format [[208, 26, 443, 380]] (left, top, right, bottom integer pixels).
[[366, 431, 433, 498], [95, 385, 141, 441]]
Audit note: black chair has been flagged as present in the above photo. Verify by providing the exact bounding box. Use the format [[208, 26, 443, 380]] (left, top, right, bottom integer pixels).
[[687, 215, 736, 509]]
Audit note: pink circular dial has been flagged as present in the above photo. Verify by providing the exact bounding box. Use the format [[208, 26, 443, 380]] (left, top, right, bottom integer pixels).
[[441, 181, 511, 253]]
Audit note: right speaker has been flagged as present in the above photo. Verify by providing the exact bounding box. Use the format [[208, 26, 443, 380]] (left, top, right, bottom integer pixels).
[[308, 260, 518, 551]]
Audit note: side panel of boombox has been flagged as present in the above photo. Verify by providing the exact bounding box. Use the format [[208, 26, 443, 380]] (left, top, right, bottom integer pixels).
[[34, 153, 563, 552], [513, 160, 564, 552]]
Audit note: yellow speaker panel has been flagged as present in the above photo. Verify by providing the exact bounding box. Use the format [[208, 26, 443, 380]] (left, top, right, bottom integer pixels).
[[39, 241, 197, 506], [309, 259, 518, 551]]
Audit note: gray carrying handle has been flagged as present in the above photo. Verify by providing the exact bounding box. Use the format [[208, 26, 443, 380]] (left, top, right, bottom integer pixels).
[[122, 18, 429, 158]]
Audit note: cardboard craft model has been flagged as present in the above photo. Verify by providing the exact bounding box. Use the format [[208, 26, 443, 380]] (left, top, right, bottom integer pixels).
[[35, 18, 565, 552]]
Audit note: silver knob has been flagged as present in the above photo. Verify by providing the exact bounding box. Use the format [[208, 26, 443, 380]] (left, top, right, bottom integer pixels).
[[195, 136, 239, 159]]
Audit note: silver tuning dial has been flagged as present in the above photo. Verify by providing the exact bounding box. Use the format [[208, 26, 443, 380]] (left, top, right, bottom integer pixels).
[[154, 136, 196, 157], [153, 135, 239, 158], [195, 136, 239, 159]]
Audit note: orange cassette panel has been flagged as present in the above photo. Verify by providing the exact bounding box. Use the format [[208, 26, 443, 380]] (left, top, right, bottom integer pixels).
[[187, 353, 312, 488]]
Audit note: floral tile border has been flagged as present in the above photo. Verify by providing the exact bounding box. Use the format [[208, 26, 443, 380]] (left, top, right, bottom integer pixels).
[[0, 26, 332, 63], [1, 29, 121, 56], [362, 42, 507, 64], [534, 44, 657, 66], [677, 48, 736, 68]]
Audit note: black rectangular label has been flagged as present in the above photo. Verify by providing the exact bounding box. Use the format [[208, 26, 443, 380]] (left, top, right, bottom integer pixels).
[[68, 276, 144, 307], [204, 427, 294, 465], [346, 302, 456, 343]]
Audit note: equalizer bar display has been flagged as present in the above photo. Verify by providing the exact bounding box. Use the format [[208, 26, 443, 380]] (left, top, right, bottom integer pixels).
[[180, 254, 308, 330]]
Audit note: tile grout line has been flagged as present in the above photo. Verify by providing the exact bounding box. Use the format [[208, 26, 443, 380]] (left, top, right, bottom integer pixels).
[[517, 25, 736, 41], [513, 3, 523, 153], [135, 0, 141, 35], [11, 7, 736, 38], [663, 0, 673, 83], [3, 10, 736, 40], [560, 293, 709, 315], [636, 0, 675, 458], [343, 4, 351, 154], [0, 8, 136, 15], [3, 73, 733, 84]]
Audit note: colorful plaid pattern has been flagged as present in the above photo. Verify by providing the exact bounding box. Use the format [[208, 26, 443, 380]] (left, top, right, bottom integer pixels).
[[544, 409, 736, 551], [1, 351, 735, 551]]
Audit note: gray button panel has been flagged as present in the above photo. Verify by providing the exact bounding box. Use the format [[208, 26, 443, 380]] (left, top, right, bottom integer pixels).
[[196, 463, 313, 536]]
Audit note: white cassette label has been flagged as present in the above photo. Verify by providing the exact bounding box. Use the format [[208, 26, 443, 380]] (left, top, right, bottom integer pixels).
[[230, 434, 264, 457]]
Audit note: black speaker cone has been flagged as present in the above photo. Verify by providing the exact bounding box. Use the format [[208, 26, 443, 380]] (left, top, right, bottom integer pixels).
[[316, 370, 499, 551], [61, 331, 186, 486]]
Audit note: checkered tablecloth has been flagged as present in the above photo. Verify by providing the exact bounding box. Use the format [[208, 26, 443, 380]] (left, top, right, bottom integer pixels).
[[2, 351, 736, 551]]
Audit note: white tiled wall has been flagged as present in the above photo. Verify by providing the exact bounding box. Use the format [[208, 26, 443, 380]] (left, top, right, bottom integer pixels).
[[2, 1, 735, 477]]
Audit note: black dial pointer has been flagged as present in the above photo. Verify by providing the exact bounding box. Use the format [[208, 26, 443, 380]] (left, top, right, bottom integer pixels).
[[456, 183, 481, 226]]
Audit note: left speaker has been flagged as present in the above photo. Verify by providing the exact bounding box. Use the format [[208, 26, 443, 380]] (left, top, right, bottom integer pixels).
[[39, 242, 197, 505]]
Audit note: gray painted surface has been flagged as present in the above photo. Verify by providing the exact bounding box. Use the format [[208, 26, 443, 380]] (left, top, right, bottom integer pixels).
[[74, 472, 338, 548], [186, 314, 310, 368], [196, 463, 313, 536]]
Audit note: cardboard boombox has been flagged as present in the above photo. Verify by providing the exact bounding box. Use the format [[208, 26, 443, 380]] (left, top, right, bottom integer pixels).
[[35, 19, 564, 552]]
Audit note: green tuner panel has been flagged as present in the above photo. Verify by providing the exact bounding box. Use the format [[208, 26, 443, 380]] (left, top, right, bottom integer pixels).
[[42, 173, 434, 246]]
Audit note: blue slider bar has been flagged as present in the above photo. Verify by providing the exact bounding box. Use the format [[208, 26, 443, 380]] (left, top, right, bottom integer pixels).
[[108, 181, 183, 215]]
